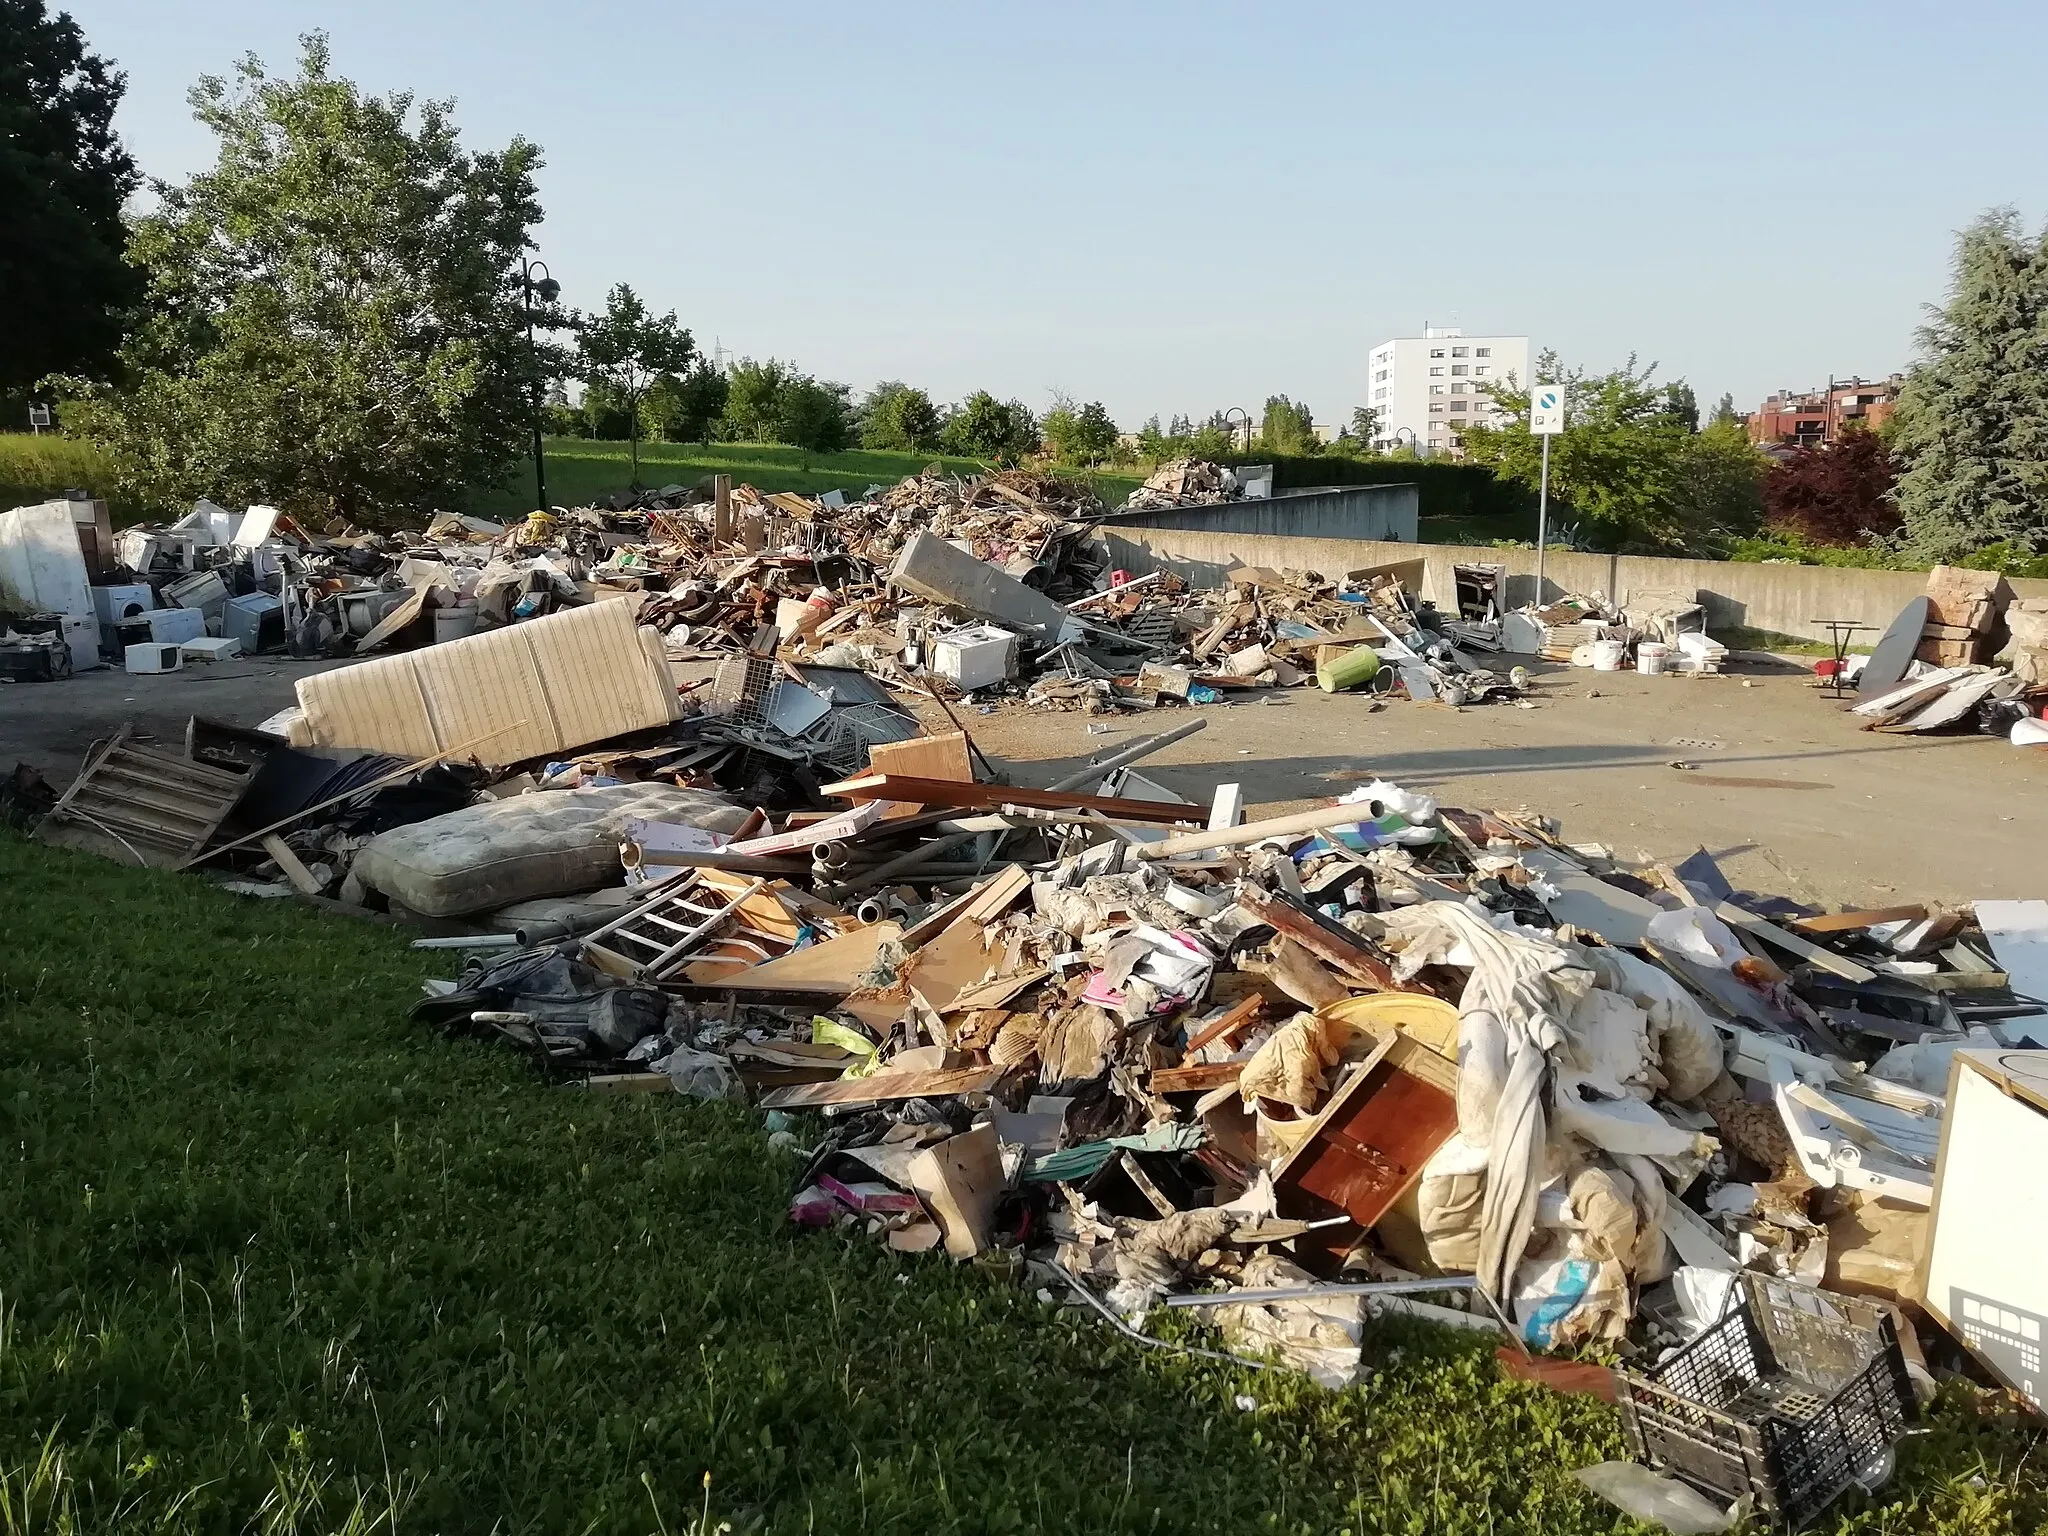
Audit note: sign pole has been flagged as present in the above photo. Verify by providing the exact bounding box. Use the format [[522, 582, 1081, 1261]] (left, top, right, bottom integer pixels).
[[1528, 379, 1564, 606]]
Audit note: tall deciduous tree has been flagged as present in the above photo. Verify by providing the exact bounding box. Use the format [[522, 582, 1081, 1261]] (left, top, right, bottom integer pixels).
[[859, 381, 942, 452], [1260, 395, 1317, 454], [1892, 208, 2048, 559], [1461, 351, 1764, 551], [54, 35, 548, 527], [576, 283, 694, 484], [942, 391, 1037, 464], [1, 0, 138, 407], [1763, 430, 1901, 545], [1040, 394, 1118, 465]]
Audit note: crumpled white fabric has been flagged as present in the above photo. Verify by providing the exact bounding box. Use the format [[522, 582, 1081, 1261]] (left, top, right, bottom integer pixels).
[[1383, 901, 1588, 1300], [1577, 944, 1726, 1101]]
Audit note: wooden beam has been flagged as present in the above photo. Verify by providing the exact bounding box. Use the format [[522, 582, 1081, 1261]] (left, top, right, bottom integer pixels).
[[1791, 904, 1927, 935], [1183, 994, 1265, 1056], [1715, 901, 1877, 983], [1150, 1061, 1245, 1095], [757, 1065, 1004, 1110], [260, 834, 323, 896], [1237, 887, 1416, 993]]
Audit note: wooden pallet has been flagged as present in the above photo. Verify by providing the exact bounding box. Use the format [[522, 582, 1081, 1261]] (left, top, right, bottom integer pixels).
[[37, 725, 249, 867]]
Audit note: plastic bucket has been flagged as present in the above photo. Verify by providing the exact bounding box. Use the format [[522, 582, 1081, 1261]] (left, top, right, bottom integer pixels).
[[1637, 641, 1670, 676], [1317, 645, 1383, 692], [1591, 638, 1627, 672]]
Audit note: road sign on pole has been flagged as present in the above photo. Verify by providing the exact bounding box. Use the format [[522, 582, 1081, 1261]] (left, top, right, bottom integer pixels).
[[1530, 384, 1563, 601]]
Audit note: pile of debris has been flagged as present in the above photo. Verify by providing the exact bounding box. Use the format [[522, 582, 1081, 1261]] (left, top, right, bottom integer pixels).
[[1123, 458, 1241, 510], [1832, 565, 2048, 745], [1505, 590, 1728, 677]]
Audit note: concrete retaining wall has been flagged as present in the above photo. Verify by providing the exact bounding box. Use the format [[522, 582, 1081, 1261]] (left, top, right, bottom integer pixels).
[[1094, 526, 2048, 645], [1100, 482, 1418, 544]]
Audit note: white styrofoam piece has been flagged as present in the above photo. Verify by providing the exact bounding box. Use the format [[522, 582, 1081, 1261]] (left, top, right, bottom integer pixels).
[[233, 504, 281, 548]]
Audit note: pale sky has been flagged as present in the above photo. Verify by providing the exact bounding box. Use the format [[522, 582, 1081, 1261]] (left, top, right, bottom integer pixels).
[[64, 0, 2048, 430]]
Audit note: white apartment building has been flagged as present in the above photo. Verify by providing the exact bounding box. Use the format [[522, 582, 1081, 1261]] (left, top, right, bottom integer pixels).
[[1366, 326, 1530, 457]]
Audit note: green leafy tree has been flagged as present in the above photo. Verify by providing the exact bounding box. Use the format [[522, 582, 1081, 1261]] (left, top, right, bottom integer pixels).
[[943, 391, 1037, 464], [576, 282, 694, 485], [1260, 395, 1318, 454], [1349, 405, 1380, 444], [722, 358, 789, 441], [1041, 395, 1118, 465], [859, 381, 942, 451], [579, 380, 633, 440], [1892, 208, 2048, 559], [1709, 392, 1740, 429], [1662, 382, 1700, 432], [52, 35, 548, 527], [1460, 350, 1762, 551], [641, 358, 726, 443], [778, 376, 853, 454], [2, 0, 139, 410]]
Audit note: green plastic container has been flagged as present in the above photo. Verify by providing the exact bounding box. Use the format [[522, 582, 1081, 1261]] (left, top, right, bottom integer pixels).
[[1316, 645, 1382, 692]]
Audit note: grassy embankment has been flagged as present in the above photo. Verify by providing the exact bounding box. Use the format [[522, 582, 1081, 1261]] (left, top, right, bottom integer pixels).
[[3, 832, 2046, 1534]]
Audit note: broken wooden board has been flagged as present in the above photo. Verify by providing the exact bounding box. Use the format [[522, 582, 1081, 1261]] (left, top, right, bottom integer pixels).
[[757, 1065, 1004, 1110], [1715, 901, 1876, 983], [1792, 905, 1928, 936], [1151, 1062, 1246, 1094], [818, 773, 1203, 825], [712, 921, 903, 997], [1272, 1034, 1458, 1239], [1236, 886, 1416, 993]]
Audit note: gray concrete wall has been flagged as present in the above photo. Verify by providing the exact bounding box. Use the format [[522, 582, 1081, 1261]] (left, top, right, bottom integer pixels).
[[1100, 482, 1418, 544], [1094, 525, 2048, 644]]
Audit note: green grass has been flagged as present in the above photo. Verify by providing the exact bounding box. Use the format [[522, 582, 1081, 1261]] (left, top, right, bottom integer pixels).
[[472, 440, 1145, 518], [4, 834, 2046, 1534], [0, 432, 158, 525]]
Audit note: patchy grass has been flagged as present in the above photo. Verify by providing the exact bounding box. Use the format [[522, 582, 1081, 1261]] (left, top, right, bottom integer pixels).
[[472, 440, 1144, 517], [4, 832, 2046, 1533], [0, 432, 160, 525]]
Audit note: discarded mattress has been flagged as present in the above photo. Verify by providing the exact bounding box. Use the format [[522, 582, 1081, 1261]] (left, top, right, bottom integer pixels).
[[352, 784, 749, 916], [290, 600, 681, 768]]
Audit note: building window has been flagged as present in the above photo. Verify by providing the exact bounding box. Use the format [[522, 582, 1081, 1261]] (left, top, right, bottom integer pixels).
[[1429, 366, 1445, 377], [1473, 365, 1490, 377], [1429, 384, 1447, 395], [1450, 383, 1467, 394], [1429, 348, 1446, 358], [1450, 364, 1468, 376], [1475, 347, 1491, 357], [1429, 403, 1445, 413], [1451, 346, 1469, 358]]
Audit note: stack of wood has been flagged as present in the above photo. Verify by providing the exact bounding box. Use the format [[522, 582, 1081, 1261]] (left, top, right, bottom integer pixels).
[[1916, 565, 2010, 667]]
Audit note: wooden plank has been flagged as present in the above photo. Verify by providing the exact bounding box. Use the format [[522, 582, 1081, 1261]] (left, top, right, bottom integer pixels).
[[1184, 994, 1265, 1056], [575, 1073, 674, 1094], [261, 835, 323, 896], [1151, 1061, 1245, 1094], [818, 772, 1201, 825], [1715, 901, 1877, 983], [1791, 904, 1927, 936], [716, 921, 903, 997], [1236, 887, 1416, 993], [757, 1065, 1004, 1110], [1272, 1040, 1458, 1238], [865, 732, 973, 819]]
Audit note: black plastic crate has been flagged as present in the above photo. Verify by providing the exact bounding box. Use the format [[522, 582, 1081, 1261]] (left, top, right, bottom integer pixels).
[[1615, 1274, 1916, 1528]]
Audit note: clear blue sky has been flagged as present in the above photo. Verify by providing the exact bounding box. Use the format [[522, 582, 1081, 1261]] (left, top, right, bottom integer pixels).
[[65, 0, 2048, 429]]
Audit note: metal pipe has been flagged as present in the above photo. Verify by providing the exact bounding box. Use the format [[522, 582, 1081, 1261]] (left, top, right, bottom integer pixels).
[[827, 827, 981, 898], [1164, 1275, 1479, 1308], [1045, 717, 1207, 793], [644, 877, 770, 975], [411, 933, 522, 950]]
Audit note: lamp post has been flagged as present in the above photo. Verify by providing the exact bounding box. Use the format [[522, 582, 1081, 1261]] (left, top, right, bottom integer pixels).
[[1392, 426, 1418, 458], [520, 258, 561, 512], [1223, 407, 1252, 455]]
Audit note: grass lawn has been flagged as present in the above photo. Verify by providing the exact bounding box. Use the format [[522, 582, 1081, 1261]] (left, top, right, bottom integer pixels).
[[4, 835, 2045, 1534], [470, 440, 1145, 518]]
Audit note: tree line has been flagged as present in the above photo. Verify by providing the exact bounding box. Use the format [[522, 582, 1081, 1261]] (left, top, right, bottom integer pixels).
[[8, 7, 2048, 564]]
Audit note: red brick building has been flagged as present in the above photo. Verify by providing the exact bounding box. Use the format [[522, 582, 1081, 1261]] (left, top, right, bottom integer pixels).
[[1745, 375, 1903, 448]]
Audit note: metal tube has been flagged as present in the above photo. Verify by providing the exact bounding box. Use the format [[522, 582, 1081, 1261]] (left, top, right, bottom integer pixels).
[[1132, 800, 1371, 860], [1164, 1275, 1479, 1308], [828, 827, 982, 898], [1045, 717, 1207, 793], [1534, 430, 1550, 604]]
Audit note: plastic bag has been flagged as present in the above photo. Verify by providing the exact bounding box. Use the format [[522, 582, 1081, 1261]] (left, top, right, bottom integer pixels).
[[1571, 1463, 1736, 1534], [1512, 1256, 1628, 1348]]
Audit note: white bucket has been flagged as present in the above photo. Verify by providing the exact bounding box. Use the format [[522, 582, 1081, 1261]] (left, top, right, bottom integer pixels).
[[1591, 638, 1627, 672], [1637, 641, 1670, 676]]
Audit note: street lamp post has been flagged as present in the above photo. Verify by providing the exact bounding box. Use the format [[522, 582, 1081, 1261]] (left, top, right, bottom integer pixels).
[[520, 258, 561, 512], [1392, 426, 1418, 457], [1223, 407, 1252, 456]]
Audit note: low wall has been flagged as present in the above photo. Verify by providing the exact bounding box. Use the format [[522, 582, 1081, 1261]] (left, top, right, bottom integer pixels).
[[1100, 482, 1418, 544], [1094, 526, 2048, 645]]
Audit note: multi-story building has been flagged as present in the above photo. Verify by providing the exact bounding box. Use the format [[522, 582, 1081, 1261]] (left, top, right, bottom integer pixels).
[[1366, 326, 1530, 457], [1745, 375, 1903, 449]]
